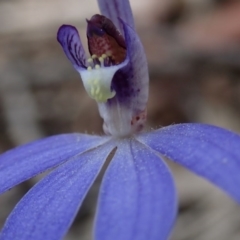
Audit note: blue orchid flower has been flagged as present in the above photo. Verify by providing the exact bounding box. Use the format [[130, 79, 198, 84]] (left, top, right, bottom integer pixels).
[[0, 0, 240, 240]]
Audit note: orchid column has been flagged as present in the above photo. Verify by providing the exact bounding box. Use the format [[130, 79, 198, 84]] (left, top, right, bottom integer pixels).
[[58, 3, 148, 137]]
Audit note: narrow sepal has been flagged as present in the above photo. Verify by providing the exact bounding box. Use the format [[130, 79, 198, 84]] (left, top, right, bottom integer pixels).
[[0, 134, 110, 194], [94, 139, 177, 240], [0, 142, 115, 240], [121, 19, 149, 107], [138, 123, 240, 203]]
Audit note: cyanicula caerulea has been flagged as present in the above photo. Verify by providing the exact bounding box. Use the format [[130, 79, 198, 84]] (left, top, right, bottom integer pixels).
[[0, 0, 240, 240]]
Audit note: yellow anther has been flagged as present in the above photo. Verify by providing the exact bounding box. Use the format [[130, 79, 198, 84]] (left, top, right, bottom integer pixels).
[[96, 86, 100, 94], [99, 93, 103, 101], [93, 79, 99, 85], [80, 59, 123, 103], [95, 64, 100, 69], [102, 54, 107, 59], [92, 54, 97, 59], [87, 58, 93, 63], [99, 57, 104, 62]]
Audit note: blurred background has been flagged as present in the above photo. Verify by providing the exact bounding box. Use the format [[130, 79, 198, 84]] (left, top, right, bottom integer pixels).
[[0, 0, 240, 239]]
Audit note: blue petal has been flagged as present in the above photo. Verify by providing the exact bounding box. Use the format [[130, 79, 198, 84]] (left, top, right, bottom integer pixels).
[[114, 19, 149, 105], [0, 134, 110, 194], [0, 141, 115, 240], [57, 25, 87, 70], [94, 139, 177, 240], [97, 0, 135, 33], [120, 19, 149, 107], [137, 123, 240, 203]]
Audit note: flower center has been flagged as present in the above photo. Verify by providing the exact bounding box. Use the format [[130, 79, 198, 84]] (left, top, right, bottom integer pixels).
[[81, 54, 121, 102], [79, 14, 127, 103]]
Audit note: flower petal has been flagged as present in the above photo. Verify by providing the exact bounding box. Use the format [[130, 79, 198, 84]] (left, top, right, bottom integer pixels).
[[97, 19, 149, 137], [120, 19, 149, 109], [0, 134, 110, 194], [57, 25, 87, 70], [97, 0, 135, 32], [94, 139, 177, 240], [0, 142, 115, 240], [137, 123, 240, 203]]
